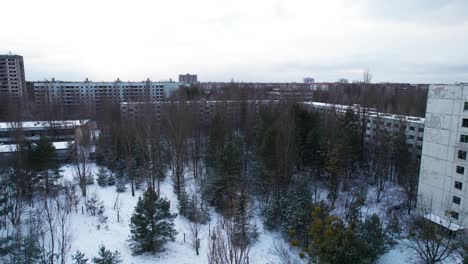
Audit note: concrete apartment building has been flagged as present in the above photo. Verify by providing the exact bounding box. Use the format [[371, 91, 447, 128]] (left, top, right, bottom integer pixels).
[[179, 74, 198, 85], [0, 119, 90, 161], [33, 78, 179, 113], [120, 100, 425, 157], [302, 102, 425, 158], [0, 54, 27, 106], [418, 84, 468, 230]]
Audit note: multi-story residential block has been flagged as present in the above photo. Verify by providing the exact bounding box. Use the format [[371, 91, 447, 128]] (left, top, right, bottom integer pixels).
[[302, 102, 425, 158], [0, 119, 90, 160], [0, 54, 27, 106], [120, 99, 425, 157], [33, 78, 179, 113], [266, 87, 314, 101], [310, 83, 329, 92], [179, 74, 198, 85], [418, 84, 468, 231], [120, 100, 274, 125]]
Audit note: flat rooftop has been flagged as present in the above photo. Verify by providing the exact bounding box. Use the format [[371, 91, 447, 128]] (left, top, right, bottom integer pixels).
[[0, 120, 89, 130]]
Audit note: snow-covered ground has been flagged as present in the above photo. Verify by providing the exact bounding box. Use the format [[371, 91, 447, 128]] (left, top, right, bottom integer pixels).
[[61, 164, 291, 263], [58, 163, 461, 264]]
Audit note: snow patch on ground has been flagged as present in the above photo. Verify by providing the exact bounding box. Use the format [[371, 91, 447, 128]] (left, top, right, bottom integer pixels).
[[63, 164, 289, 263]]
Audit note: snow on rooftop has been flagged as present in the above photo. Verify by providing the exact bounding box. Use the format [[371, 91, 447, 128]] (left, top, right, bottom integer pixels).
[[424, 214, 463, 231], [0, 141, 74, 153], [0, 120, 89, 130], [303, 102, 424, 124]]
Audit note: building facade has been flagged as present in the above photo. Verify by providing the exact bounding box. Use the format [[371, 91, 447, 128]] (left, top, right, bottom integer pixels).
[[33, 79, 179, 112], [418, 84, 468, 230], [179, 74, 198, 85], [302, 102, 424, 158], [120, 99, 425, 157], [0, 119, 90, 161], [0, 54, 27, 106]]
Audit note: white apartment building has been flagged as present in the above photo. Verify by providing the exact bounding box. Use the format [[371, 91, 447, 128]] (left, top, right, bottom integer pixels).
[[0, 120, 89, 144], [33, 79, 179, 109], [303, 102, 425, 158], [0, 119, 90, 160], [418, 84, 468, 230], [120, 100, 425, 157]]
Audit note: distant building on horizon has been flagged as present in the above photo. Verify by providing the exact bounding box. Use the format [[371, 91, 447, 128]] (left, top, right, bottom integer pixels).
[[0, 54, 27, 107], [304, 77, 315, 84], [33, 78, 179, 116], [179, 74, 198, 85]]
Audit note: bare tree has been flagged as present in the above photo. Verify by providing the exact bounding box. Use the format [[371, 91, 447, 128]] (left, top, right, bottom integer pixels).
[[113, 193, 123, 223], [269, 241, 300, 264], [163, 102, 190, 197], [74, 122, 93, 197], [208, 218, 251, 264], [187, 192, 206, 256], [55, 195, 72, 264], [63, 180, 80, 214], [41, 199, 57, 264], [406, 202, 464, 264]]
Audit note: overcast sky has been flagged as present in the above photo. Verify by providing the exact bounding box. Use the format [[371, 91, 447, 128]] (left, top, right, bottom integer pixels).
[[2, 0, 467, 83]]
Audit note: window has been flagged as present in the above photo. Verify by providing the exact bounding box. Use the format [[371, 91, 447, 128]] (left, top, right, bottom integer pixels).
[[463, 119, 468, 128], [418, 128, 424, 133], [464, 102, 468, 111], [409, 126, 415, 131], [457, 166, 465, 174], [461, 135, 468, 143], [408, 135, 414, 140], [453, 196, 461, 205], [458, 150, 467, 160], [455, 181, 463, 190], [417, 137, 423, 141], [451, 211, 459, 220]]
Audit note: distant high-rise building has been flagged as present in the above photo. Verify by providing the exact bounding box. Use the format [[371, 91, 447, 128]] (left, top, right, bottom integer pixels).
[[338, 78, 349, 84], [303, 77, 315, 84], [0, 54, 27, 106], [179, 74, 198, 85]]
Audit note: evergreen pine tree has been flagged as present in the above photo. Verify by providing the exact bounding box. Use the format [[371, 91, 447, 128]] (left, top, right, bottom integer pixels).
[[232, 190, 258, 248], [204, 135, 242, 211], [358, 214, 389, 261], [115, 171, 126, 193], [283, 178, 312, 246], [130, 188, 177, 254], [92, 245, 121, 264], [325, 143, 344, 208], [72, 251, 89, 264], [107, 174, 116, 186], [178, 186, 189, 217], [97, 168, 109, 187], [29, 136, 59, 194]]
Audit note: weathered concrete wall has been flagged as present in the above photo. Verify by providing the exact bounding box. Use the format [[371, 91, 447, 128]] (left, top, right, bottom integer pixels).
[[419, 84, 468, 227]]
